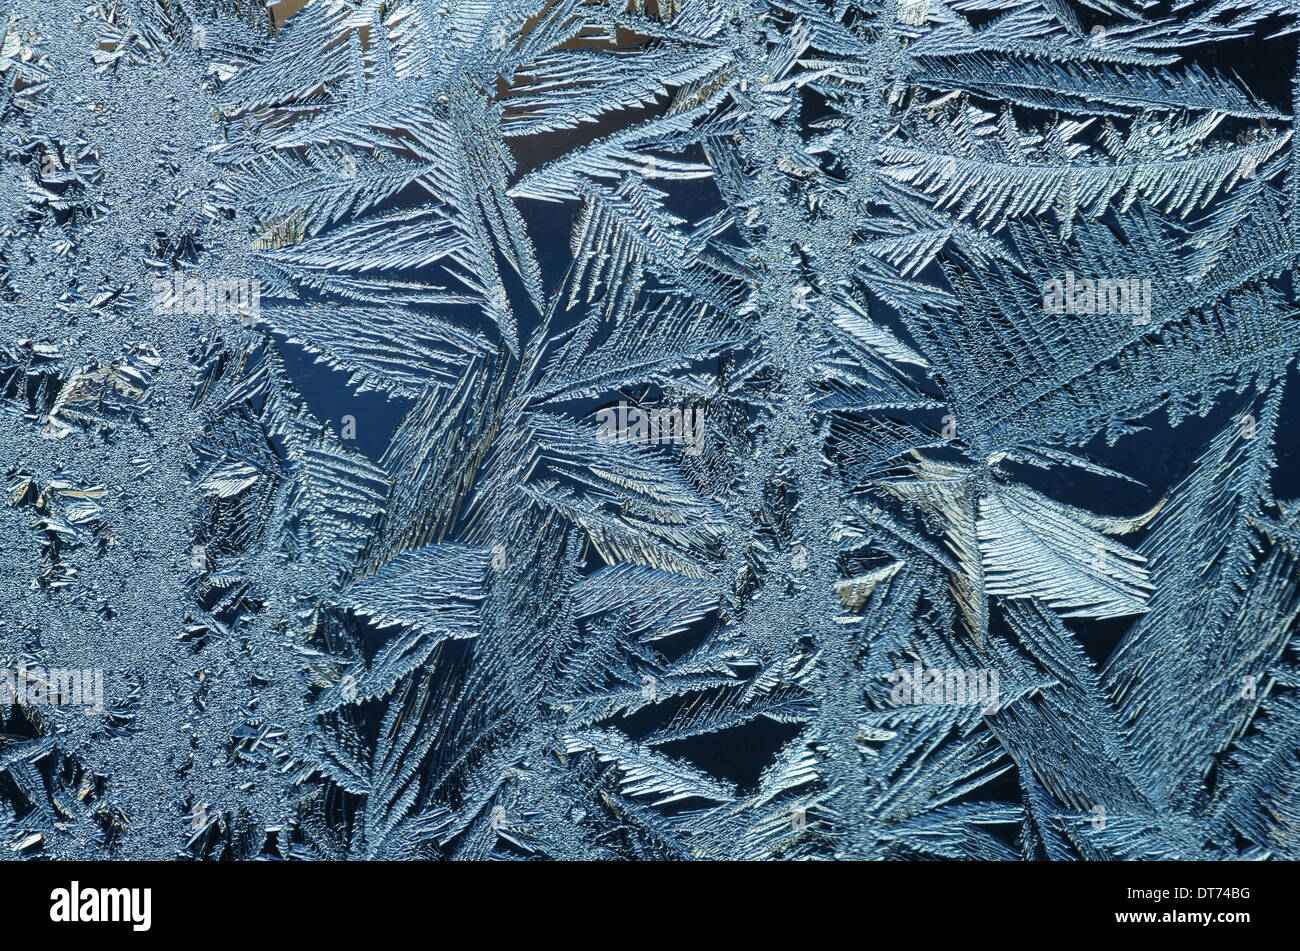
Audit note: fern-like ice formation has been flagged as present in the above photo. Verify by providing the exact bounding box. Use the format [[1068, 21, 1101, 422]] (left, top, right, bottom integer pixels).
[[1, 0, 1298, 859]]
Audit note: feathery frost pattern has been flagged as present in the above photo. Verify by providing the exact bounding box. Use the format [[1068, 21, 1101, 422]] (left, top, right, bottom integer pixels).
[[1, 0, 1298, 859]]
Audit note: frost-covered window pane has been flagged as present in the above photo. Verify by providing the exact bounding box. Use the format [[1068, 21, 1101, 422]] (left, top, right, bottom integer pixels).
[[0, 0, 1296, 860]]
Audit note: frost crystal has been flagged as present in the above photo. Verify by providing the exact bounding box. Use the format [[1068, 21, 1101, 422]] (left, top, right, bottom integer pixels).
[[1, 0, 1298, 860]]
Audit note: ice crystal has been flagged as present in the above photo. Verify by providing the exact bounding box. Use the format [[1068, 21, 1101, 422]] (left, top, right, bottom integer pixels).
[[1, 0, 1298, 859]]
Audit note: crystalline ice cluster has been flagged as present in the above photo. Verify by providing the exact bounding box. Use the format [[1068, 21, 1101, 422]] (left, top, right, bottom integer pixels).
[[1, 0, 1298, 859]]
